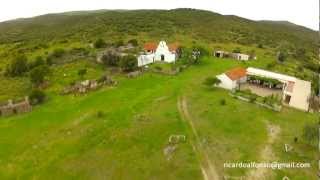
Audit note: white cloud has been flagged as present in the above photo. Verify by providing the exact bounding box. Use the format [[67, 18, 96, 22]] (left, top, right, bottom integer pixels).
[[0, 0, 318, 30]]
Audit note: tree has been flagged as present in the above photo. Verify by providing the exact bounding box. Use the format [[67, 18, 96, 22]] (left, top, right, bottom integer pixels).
[[29, 89, 46, 105], [308, 94, 320, 112], [302, 123, 318, 146], [101, 51, 120, 67], [277, 51, 286, 63], [119, 55, 137, 72], [30, 65, 49, 86], [5, 55, 29, 77], [128, 39, 138, 46], [78, 68, 87, 79], [94, 38, 106, 48], [203, 77, 221, 88]]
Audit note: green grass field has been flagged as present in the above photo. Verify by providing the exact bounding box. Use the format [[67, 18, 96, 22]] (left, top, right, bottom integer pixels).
[[0, 56, 318, 179]]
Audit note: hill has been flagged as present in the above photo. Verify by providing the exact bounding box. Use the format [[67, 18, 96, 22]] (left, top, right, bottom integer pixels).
[[0, 9, 317, 53], [0, 9, 319, 179]]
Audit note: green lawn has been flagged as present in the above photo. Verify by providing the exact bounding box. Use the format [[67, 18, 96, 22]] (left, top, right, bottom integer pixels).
[[0, 57, 318, 179]]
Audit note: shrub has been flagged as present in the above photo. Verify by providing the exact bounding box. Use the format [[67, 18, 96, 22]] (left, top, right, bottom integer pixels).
[[119, 55, 137, 72], [30, 65, 50, 86], [5, 55, 29, 77], [29, 89, 46, 105], [101, 51, 120, 67], [51, 48, 65, 58], [96, 110, 105, 118], [249, 94, 258, 103], [257, 44, 264, 48], [94, 38, 106, 48], [203, 77, 221, 88], [115, 40, 124, 47], [128, 39, 138, 46], [232, 47, 241, 53], [29, 56, 45, 69], [277, 51, 286, 63], [78, 68, 87, 79], [220, 99, 226, 105]]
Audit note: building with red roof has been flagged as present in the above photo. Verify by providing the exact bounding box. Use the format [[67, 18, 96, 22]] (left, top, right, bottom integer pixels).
[[138, 41, 181, 67], [216, 67, 247, 90]]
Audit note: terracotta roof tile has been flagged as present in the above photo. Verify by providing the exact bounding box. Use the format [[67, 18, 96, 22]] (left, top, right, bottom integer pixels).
[[225, 67, 247, 81], [144, 42, 157, 51]]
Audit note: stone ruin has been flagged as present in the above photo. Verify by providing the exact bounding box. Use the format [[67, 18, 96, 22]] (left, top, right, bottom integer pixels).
[[61, 75, 117, 95], [127, 71, 142, 78], [0, 97, 32, 117]]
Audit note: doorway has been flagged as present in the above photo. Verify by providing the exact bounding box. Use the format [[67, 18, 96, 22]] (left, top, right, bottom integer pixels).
[[284, 95, 291, 104], [161, 55, 165, 61]]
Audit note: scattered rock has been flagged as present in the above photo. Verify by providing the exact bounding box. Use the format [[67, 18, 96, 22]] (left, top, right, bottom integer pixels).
[[163, 144, 177, 161], [284, 144, 293, 152]]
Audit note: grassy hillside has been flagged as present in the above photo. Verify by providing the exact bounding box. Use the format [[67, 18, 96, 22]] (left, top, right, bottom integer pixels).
[[0, 8, 318, 179], [0, 9, 318, 53], [0, 57, 318, 179], [0, 9, 318, 102]]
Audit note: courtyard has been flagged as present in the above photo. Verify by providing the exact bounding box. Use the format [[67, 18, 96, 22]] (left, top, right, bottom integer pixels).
[[240, 83, 283, 97]]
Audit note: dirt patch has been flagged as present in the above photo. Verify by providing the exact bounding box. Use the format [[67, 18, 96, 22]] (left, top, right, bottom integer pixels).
[[177, 96, 219, 180], [246, 123, 280, 180]]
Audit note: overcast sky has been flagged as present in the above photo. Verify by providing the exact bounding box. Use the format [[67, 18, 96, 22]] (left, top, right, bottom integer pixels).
[[0, 0, 319, 30]]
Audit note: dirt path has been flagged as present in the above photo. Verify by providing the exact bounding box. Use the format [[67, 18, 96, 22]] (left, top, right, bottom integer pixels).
[[177, 96, 219, 180], [246, 123, 281, 180]]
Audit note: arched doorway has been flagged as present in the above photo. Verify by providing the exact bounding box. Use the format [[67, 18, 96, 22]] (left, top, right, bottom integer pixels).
[[161, 55, 165, 61]]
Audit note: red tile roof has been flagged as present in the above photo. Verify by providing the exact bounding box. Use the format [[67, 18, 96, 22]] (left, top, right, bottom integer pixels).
[[144, 42, 157, 51], [225, 67, 247, 81]]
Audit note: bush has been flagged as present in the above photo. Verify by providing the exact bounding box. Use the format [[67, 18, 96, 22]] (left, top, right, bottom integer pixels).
[[5, 55, 29, 77], [94, 38, 106, 48], [232, 47, 241, 53], [277, 51, 286, 63], [78, 68, 87, 79], [101, 51, 120, 67], [51, 48, 65, 58], [249, 94, 258, 103], [119, 55, 137, 72], [30, 65, 50, 86], [203, 77, 221, 88], [128, 39, 138, 46], [220, 99, 226, 105], [29, 56, 45, 69], [96, 110, 105, 118], [115, 40, 124, 47], [257, 44, 264, 48], [29, 89, 46, 105]]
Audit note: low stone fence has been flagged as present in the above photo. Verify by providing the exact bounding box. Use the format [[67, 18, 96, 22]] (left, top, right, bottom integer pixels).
[[61, 76, 117, 95], [0, 97, 32, 117]]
